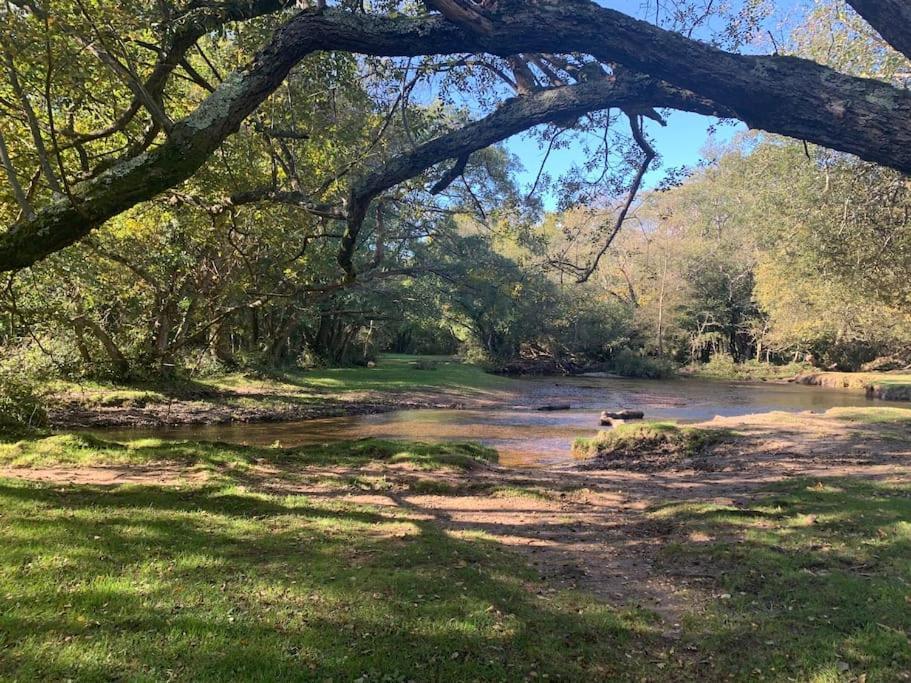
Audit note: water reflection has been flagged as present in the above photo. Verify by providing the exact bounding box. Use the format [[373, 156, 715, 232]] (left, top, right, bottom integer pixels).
[[95, 377, 902, 467]]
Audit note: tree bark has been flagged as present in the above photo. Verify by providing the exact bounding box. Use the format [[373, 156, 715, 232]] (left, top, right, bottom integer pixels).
[[75, 315, 130, 379]]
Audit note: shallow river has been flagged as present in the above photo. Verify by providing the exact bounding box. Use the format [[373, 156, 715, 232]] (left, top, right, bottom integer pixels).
[[98, 376, 905, 467]]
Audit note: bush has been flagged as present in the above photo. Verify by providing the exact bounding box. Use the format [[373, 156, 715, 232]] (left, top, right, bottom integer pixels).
[[0, 367, 48, 429], [690, 354, 810, 380], [607, 349, 676, 379], [701, 352, 738, 377]]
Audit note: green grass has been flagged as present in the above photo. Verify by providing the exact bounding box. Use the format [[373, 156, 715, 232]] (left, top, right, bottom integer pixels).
[[1, 429, 909, 680], [265, 354, 512, 393], [824, 406, 911, 424], [655, 478, 911, 681], [794, 371, 911, 400], [573, 421, 728, 460], [0, 433, 497, 472], [47, 355, 513, 420], [0, 477, 655, 681]]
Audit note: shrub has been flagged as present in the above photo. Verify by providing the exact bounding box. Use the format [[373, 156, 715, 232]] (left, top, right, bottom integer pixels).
[[701, 352, 738, 377], [607, 349, 676, 379], [0, 366, 48, 429], [691, 354, 811, 380]]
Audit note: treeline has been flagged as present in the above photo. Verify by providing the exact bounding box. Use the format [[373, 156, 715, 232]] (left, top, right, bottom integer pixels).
[[586, 140, 911, 372]]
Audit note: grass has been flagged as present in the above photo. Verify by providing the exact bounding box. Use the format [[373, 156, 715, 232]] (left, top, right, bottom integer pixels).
[[799, 371, 911, 389], [0, 476, 655, 681], [0, 433, 497, 471], [572, 421, 729, 460], [263, 354, 512, 393], [655, 478, 911, 681], [825, 406, 911, 424], [47, 355, 514, 422], [794, 371, 911, 401], [1, 429, 910, 679]]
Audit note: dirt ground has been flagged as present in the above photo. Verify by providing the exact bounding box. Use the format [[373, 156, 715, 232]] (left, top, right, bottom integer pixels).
[[3, 410, 910, 636]]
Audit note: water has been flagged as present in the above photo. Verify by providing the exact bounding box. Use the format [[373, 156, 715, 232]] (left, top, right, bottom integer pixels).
[[96, 376, 903, 467]]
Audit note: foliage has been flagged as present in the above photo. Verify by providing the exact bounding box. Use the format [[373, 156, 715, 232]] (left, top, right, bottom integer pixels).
[[689, 355, 810, 381], [0, 0, 908, 392], [0, 370, 46, 429], [604, 349, 676, 379], [0, 350, 48, 429]]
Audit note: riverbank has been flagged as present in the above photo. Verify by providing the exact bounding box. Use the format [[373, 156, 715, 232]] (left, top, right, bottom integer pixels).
[[44, 355, 911, 432], [45, 355, 514, 428], [793, 370, 911, 400], [682, 359, 810, 381], [1, 407, 909, 680]]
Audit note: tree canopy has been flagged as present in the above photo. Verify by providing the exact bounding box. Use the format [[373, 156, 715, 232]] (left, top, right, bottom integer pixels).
[[0, 0, 910, 274]]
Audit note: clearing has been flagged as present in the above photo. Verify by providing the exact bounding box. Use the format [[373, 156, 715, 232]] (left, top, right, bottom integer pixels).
[[0, 407, 909, 680]]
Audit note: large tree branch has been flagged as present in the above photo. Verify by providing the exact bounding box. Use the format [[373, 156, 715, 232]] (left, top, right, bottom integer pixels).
[[63, 0, 296, 146], [223, 187, 345, 219], [338, 74, 722, 278], [0, 10, 469, 272], [846, 0, 911, 61], [3, 0, 911, 271]]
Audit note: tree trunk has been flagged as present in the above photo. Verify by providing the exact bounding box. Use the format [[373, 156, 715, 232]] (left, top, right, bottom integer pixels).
[[76, 315, 130, 379]]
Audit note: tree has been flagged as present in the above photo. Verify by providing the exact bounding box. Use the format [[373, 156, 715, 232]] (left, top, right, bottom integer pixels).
[[0, 0, 910, 279]]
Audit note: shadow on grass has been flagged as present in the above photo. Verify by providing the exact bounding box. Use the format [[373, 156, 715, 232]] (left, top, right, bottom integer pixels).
[[654, 478, 911, 680], [0, 433, 498, 472], [0, 478, 655, 682]]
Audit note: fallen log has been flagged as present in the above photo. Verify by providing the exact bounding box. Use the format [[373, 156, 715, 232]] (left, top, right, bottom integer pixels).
[[601, 409, 644, 421]]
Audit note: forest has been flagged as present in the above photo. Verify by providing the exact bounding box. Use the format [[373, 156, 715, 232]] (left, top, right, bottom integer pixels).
[[0, 1, 909, 404], [1, 0, 910, 680]]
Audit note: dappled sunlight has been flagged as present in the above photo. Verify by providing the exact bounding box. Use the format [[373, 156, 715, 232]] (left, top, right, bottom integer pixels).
[[654, 478, 911, 679], [0, 476, 671, 680], [2, 405, 911, 678]]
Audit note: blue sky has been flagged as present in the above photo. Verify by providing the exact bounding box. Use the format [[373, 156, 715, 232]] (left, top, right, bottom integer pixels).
[[505, 113, 746, 207], [502, 0, 807, 208]]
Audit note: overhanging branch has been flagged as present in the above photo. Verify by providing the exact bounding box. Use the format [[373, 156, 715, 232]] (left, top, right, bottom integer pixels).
[[2, 0, 911, 272], [846, 0, 911, 61], [338, 75, 719, 278]]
